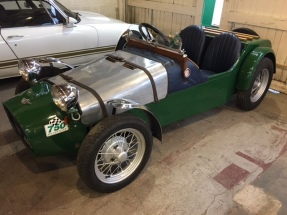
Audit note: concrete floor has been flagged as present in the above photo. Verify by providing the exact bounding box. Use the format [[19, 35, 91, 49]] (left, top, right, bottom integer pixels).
[[1, 77, 287, 215]]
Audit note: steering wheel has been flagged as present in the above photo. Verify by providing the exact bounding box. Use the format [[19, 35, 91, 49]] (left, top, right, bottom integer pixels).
[[139, 23, 169, 46]]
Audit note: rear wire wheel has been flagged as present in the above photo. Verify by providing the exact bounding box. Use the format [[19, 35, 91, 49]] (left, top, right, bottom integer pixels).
[[237, 58, 273, 111], [77, 114, 153, 193]]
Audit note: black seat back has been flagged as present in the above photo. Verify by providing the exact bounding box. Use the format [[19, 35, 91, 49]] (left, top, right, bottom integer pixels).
[[179, 25, 205, 65], [200, 33, 241, 73]]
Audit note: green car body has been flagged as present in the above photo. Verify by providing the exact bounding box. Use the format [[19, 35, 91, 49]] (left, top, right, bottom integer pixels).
[[2, 25, 276, 192]]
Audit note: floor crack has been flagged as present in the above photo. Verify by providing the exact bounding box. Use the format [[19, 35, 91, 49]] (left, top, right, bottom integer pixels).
[[202, 190, 228, 215]]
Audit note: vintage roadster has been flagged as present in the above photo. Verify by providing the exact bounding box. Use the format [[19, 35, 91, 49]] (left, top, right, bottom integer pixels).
[[3, 23, 275, 192]]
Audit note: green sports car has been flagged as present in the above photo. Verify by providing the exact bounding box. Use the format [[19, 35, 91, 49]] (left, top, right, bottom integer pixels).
[[3, 23, 275, 192]]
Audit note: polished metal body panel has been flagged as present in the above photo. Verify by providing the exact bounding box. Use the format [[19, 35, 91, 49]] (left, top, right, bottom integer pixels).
[[49, 50, 168, 125]]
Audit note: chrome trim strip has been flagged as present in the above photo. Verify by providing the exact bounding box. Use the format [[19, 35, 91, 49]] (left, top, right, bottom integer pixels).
[[49, 0, 68, 20], [0, 46, 115, 70]]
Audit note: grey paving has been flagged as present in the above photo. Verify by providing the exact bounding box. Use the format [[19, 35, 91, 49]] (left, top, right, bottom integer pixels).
[[0, 77, 287, 215]]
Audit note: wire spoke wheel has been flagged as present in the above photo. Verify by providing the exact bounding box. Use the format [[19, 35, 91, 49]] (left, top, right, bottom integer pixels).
[[77, 114, 153, 193], [250, 68, 269, 102], [95, 128, 145, 183], [237, 58, 273, 111]]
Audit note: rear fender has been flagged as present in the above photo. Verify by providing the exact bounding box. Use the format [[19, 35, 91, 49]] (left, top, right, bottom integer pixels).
[[107, 99, 162, 142], [236, 47, 276, 90]]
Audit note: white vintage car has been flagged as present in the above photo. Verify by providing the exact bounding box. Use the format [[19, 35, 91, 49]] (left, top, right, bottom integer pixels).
[[0, 0, 131, 79]]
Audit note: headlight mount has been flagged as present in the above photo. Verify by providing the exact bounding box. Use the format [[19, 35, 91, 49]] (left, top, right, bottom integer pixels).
[[51, 84, 79, 112], [18, 59, 41, 82]]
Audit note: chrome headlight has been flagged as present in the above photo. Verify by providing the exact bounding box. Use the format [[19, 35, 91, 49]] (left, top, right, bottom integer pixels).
[[51, 84, 79, 112], [18, 59, 41, 82]]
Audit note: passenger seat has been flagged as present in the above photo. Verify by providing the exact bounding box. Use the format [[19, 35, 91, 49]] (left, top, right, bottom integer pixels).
[[200, 32, 241, 76]]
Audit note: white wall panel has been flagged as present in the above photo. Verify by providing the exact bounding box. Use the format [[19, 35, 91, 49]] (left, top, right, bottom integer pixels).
[[58, 0, 119, 19], [125, 0, 204, 34], [221, 0, 287, 92]]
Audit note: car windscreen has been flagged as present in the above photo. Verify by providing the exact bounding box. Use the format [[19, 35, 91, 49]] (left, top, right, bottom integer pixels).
[[53, 0, 79, 21], [0, 0, 54, 28]]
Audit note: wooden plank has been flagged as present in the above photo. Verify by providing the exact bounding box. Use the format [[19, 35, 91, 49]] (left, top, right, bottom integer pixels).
[[270, 80, 287, 94], [194, 0, 204, 25], [272, 30, 283, 56], [277, 64, 287, 70], [276, 31, 287, 65], [145, 8, 152, 24], [220, 0, 233, 29], [162, 11, 173, 33], [274, 68, 283, 81], [173, 13, 182, 33], [118, 0, 125, 21], [136, 7, 142, 23], [272, 0, 285, 17], [152, 10, 160, 27], [204, 29, 249, 41], [180, 14, 188, 30], [253, 26, 268, 39], [281, 70, 287, 83], [248, 1, 258, 15], [205, 28, 258, 39], [225, 11, 287, 30], [239, 0, 251, 13], [127, 0, 196, 16], [233, 0, 239, 12], [266, 29, 276, 41], [279, 0, 287, 18], [254, 0, 272, 16]]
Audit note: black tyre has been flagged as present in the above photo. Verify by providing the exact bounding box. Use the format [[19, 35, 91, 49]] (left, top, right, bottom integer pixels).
[[232, 27, 259, 36], [15, 78, 31, 95], [15, 66, 64, 94], [77, 114, 153, 193], [237, 58, 273, 111]]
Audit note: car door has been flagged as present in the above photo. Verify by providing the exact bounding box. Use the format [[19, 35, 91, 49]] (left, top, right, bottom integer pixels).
[[0, 0, 98, 79], [0, 34, 18, 78]]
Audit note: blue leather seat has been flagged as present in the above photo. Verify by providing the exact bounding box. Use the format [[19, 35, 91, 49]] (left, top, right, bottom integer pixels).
[[200, 32, 241, 75], [122, 47, 208, 94], [179, 25, 205, 65]]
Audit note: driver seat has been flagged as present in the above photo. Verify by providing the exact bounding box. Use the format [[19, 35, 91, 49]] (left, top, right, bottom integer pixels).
[[179, 25, 205, 65]]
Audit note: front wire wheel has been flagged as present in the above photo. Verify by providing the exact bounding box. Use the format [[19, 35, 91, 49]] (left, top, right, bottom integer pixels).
[[95, 128, 145, 184], [77, 114, 152, 193], [237, 58, 274, 111]]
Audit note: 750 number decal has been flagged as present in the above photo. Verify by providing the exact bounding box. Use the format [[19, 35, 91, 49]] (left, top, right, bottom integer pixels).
[[44, 121, 69, 137]]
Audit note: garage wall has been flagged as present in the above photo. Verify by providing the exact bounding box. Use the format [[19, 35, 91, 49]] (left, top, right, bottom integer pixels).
[[58, 0, 119, 19], [220, 0, 287, 93], [123, 0, 204, 33]]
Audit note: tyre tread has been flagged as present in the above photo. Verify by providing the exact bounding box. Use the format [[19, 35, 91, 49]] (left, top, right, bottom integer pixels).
[[237, 58, 273, 111], [77, 114, 153, 193]]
